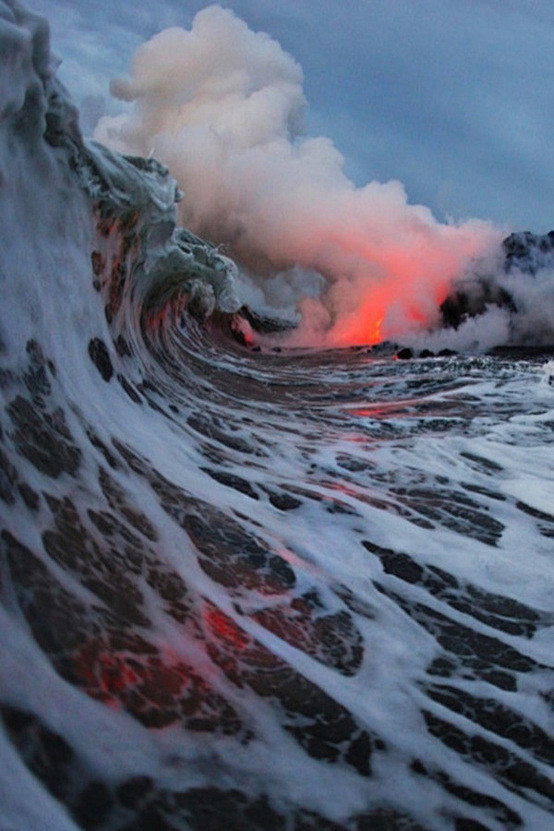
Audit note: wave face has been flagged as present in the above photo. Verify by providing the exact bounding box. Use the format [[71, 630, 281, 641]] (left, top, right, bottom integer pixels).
[[1, 3, 553, 830]]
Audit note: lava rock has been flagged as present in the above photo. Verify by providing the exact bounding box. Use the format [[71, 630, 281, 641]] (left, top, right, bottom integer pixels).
[[503, 230, 554, 274], [238, 305, 296, 334], [396, 348, 413, 360], [439, 279, 515, 330], [440, 229, 554, 332]]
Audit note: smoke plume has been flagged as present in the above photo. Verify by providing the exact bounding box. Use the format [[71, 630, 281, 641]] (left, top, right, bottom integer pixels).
[[95, 4, 503, 346]]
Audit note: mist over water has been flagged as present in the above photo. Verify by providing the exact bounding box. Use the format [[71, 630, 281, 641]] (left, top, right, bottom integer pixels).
[[1, 3, 554, 830], [95, 5, 507, 349]]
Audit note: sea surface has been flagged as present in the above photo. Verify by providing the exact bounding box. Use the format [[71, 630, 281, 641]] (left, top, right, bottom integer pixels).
[[1, 3, 553, 830]]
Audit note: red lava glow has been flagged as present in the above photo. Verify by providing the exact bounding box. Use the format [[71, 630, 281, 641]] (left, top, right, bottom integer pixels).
[[144, 308, 169, 330], [100, 655, 138, 698], [293, 226, 501, 348], [369, 315, 384, 345], [94, 6, 505, 353], [72, 643, 131, 708], [204, 606, 249, 651]]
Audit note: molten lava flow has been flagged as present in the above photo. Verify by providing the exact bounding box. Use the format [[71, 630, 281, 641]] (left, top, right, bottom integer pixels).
[[95, 6, 505, 351], [306, 226, 502, 348], [368, 315, 384, 345]]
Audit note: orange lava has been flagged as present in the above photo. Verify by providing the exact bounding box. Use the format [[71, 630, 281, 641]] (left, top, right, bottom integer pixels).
[[369, 315, 384, 345], [299, 224, 500, 348]]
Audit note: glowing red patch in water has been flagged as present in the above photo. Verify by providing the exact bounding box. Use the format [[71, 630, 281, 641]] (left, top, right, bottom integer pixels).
[[204, 606, 249, 651]]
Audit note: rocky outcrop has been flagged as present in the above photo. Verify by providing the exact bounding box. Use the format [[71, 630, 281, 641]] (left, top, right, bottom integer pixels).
[[503, 230, 554, 274], [440, 230, 554, 331]]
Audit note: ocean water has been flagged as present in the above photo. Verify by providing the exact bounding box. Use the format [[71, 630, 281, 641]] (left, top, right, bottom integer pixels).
[[1, 3, 553, 830]]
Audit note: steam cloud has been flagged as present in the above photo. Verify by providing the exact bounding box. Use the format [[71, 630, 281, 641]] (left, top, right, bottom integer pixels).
[[95, 4, 504, 347]]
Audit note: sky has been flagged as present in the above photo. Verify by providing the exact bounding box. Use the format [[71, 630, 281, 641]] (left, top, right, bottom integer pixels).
[[32, 0, 554, 234]]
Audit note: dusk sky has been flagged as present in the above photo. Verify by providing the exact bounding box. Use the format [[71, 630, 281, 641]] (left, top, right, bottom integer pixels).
[[34, 0, 554, 233]]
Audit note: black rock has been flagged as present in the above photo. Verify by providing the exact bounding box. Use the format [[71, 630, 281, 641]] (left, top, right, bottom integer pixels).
[[238, 305, 296, 334], [396, 348, 413, 360], [487, 344, 554, 359], [503, 230, 554, 274], [439, 229, 554, 332], [439, 280, 515, 330]]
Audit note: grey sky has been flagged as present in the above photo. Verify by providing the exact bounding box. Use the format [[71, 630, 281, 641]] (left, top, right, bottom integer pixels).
[[33, 0, 554, 232]]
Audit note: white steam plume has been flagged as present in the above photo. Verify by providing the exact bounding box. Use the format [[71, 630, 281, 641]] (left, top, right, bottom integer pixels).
[[95, 4, 503, 347]]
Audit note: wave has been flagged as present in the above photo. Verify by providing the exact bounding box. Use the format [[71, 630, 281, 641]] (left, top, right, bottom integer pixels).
[[1, 3, 553, 830], [92, 4, 554, 352]]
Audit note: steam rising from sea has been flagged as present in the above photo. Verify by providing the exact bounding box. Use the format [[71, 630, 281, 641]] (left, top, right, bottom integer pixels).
[[1, 3, 553, 830], [95, 5, 507, 348]]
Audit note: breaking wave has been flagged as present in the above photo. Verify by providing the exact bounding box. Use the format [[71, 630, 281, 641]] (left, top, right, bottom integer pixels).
[[1, 3, 553, 830]]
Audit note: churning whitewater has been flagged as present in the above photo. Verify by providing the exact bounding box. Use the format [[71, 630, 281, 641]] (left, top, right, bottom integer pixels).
[[1, 2, 553, 830]]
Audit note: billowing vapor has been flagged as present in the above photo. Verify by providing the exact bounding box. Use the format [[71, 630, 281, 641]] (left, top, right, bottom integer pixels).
[[95, 4, 503, 346]]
